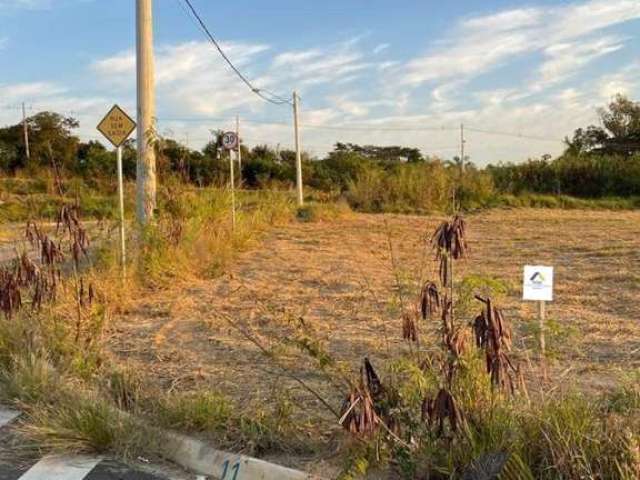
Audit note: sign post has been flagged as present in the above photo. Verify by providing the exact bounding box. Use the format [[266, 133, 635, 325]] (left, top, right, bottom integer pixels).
[[522, 265, 554, 357], [97, 105, 137, 277], [222, 131, 239, 231]]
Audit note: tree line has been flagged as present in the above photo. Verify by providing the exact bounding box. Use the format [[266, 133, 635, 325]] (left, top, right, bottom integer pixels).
[[1, 95, 639, 211]]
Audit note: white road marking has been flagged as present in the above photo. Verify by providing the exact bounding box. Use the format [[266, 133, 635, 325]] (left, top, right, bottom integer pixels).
[[18, 455, 102, 480], [0, 408, 21, 428]]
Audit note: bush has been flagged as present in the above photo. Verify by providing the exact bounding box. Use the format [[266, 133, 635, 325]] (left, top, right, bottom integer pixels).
[[488, 153, 640, 199]]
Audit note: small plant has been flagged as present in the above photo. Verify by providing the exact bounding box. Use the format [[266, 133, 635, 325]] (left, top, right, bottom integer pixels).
[[339, 358, 384, 436], [431, 214, 468, 287], [473, 296, 518, 392], [422, 388, 463, 436], [419, 281, 440, 320]]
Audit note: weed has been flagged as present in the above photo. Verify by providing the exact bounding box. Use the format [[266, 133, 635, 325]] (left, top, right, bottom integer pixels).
[[17, 393, 165, 459], [157, 391, 233, 433]]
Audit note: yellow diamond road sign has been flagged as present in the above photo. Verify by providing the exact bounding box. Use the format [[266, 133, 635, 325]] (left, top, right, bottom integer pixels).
[[97, 104, 136, 148]]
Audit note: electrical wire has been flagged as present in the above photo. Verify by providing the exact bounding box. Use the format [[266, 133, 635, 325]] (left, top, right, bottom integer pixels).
[[179, 0, 292, 106], [465, 126, 561, 143], [157, 116, 461, 133]]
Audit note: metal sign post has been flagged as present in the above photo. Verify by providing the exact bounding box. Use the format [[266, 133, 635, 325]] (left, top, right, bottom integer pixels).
[[97, 105, 137, 277], [236, 115, 242, 187], [116, 145, 126, 276], [222, 131, 239, 231], [522, 265, 554, 357]]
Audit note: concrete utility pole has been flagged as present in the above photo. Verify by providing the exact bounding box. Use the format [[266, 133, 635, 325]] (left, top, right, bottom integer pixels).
[[136, 0, 157, 224], [22, 102, 30, 160], [229, 145, 236, 231], [292, 91, 303, 206], [459, 122, 465, 174]]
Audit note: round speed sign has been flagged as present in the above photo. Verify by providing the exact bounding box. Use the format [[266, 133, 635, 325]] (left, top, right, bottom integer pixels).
[[221, 131, 238, 150]]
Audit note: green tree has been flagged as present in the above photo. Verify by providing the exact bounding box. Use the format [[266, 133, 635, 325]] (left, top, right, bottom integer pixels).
[[565, 95, 640, 157]]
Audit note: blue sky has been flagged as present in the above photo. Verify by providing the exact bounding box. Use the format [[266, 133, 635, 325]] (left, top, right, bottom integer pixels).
[[1, 0, 640, 164]]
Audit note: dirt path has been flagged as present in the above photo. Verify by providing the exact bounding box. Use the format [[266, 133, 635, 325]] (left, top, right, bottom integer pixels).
[[110, 209, 640, 406]]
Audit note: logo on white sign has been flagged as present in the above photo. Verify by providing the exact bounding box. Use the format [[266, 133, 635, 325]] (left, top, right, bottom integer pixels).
[[522, 265, 553, 301]]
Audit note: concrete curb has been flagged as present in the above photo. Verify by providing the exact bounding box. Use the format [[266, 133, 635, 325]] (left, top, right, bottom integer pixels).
[[3, 404, 320, 480], [163, 431, 321, 480]]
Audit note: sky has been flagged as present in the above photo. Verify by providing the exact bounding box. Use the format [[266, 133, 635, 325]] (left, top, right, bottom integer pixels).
[[1, 0, 639, 164]]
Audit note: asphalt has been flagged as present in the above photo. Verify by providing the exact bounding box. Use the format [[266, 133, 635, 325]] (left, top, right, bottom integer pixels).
[[0, 408, 200, 480]]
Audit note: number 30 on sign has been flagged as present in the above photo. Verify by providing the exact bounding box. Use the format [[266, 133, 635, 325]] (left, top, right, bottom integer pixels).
[[222, 131, 238, 150]]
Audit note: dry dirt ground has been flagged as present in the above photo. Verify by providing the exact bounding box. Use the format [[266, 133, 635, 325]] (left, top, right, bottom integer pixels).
[[108, 209, 640, 466]]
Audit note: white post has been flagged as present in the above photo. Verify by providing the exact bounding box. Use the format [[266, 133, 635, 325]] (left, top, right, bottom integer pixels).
[[293, 91, 303, 206], [236, 114, 242, 187], [22, 102, 30, 160], [538, 300, 546, 356], [116, 146, 127, 277], [229, 149, 236, 231], [136, 0, 157, 225], [460, 122, 465, 173]]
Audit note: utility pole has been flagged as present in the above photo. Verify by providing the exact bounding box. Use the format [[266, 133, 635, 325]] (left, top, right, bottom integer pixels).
[[136, 0, 157, 225], [229, 142, 236, 231], [292, 91, 303, 206], [22, 102, 30, 160], [236, 114, 242, 186], [460, 123, 465, 174]]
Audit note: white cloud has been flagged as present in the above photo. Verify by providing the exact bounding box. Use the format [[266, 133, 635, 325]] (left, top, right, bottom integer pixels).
[[328, 95, 396, 118], [92, 40, 271, 116], [596, 62, 640, 100], [4, 0, 640, 164], [0, 0, 51, 9], [533, 35, 625, 91], [401, 0, 640, 87], [272, 49, 323, 67], [92, 50, 134, 77], [373, 43, 389, 54], [401, 26, 532, 86], [0, 81, 64, 99], [269, 38, 380, 88], [461, 8, 542, 32]]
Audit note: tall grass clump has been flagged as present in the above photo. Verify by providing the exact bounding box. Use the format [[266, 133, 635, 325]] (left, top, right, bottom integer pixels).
[[345, 161, 495, 214], [122, 186, 294, 289]]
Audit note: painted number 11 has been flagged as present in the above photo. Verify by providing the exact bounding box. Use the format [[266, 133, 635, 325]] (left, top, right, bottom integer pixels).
[[221, 459, 241, 480]]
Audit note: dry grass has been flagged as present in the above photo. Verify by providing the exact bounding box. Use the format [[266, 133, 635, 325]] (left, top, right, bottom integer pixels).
[[109, 209, 639, 391], [2, 202, 639, 476], [105, 208, 640, 473]]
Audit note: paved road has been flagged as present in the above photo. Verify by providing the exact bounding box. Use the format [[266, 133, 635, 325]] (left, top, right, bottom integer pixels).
[[0, 408, 201, 480]]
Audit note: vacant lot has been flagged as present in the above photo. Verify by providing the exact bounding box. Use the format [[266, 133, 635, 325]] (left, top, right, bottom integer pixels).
[[109, 208, 639, 414]]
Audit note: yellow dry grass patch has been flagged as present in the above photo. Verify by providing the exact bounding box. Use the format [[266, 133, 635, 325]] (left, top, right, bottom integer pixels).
[[108, 209, 640, 410]]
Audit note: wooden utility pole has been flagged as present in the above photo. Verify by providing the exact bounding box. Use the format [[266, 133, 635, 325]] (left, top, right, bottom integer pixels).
[[22, 102, 30, 160], [236, 115, 242, 186], [136, 0, 157, 224], [292, 91, 303, 206]]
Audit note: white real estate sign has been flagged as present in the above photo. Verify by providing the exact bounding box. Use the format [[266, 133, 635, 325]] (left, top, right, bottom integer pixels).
[[523, 265, 554, 302]]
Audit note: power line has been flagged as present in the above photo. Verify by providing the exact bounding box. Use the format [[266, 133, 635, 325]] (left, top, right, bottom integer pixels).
[[465, 126, 561, 143], [157, 116, 460, 132], [157, 116, 568, 142], [178, 0, 292, 106]]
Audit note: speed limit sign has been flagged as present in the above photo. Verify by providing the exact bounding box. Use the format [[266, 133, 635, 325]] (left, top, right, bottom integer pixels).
[[221, 131, 238, 150]]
